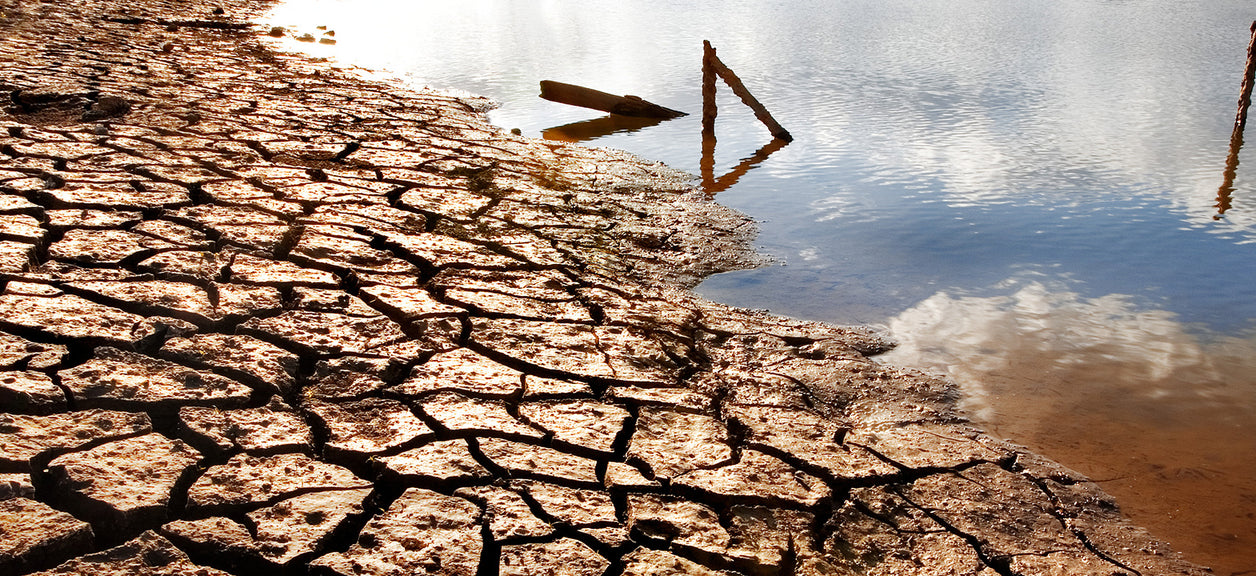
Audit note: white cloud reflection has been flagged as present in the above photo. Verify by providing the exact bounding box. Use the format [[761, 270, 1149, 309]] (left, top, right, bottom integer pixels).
[[877, 277, 1256, 570], [878, 277, 1256, 424]]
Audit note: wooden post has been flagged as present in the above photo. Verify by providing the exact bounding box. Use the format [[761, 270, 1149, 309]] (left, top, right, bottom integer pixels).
[[1216, 21, 1256, 219], [1235, 21, 1256, 131], [702, 40, 718, 138], [539, 81, 686, 118], [702, 40, 792, 142]]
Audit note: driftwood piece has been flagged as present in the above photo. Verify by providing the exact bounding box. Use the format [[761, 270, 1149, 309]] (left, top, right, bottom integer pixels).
[[702, 40, 792, 142], [539, 81, 685, 119]]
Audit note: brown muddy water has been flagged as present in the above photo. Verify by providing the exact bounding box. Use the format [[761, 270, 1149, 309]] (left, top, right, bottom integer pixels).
[[265, 1, 1256, 572]]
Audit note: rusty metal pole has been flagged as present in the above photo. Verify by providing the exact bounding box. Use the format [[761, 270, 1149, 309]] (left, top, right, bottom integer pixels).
[[702, 40, 718, 138]]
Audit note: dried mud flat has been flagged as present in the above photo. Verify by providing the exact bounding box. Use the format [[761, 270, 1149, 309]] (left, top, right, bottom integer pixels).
[[0, 0, 1213, 575]]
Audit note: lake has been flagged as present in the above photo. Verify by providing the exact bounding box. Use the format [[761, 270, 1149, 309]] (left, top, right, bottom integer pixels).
[[263, 1, 1256, 572]]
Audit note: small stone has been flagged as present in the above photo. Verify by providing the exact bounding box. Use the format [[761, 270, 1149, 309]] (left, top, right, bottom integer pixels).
[[499, 538, 608, 576], [376, 439, 491, 485], [0, 497, 94, 574], [177, 397, 313, 456], [311, 488, 482, 576], [627, 407, 732, 480], [46, 433, 201, 531]]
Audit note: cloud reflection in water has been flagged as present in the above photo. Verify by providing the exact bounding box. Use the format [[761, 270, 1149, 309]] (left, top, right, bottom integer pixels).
[[878, 277, 1256, 571]]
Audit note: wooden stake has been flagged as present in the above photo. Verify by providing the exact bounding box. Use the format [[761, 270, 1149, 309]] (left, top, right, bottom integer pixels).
[[1236, 21, 1256, 130], [702, 40, 792, 142], [702, 41, 718, 138], [1217, 21, 1256, 219]]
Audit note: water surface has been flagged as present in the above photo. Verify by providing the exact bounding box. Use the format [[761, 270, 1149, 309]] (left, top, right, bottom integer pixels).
[[264, 1, 1256, 572]]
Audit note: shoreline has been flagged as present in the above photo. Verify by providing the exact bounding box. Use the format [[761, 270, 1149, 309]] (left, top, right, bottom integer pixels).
[[0, 0, 1212, 575]]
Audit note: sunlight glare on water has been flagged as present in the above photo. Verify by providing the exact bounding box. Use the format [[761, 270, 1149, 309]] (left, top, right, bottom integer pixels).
[[263, 1, 1256, 572]]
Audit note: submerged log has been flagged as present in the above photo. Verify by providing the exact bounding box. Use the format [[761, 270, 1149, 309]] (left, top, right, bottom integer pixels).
[[539, 80, 686, 119]]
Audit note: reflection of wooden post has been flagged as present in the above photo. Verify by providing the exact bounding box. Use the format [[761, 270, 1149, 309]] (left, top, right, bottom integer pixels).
[[702, 41, 718, 138], [1215, 130, 1241, 218], [702, 40, 792, 142], [702, 136, 788, 194], [1235, 21, 1256, 131]]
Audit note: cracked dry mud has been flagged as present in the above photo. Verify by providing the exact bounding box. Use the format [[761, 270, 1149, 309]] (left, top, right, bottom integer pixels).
[[0, 0, 1211, 575]]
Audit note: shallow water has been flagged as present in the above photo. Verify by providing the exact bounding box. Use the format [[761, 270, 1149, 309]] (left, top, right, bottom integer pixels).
[[265, 1, 1256, 572]]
